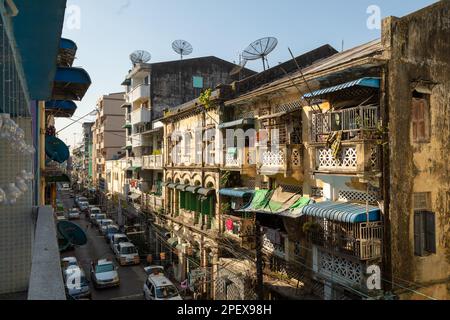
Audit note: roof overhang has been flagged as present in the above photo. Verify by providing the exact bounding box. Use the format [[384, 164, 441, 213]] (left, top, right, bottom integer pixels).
[[10, 0, 67, 100], [219, 188, 255, 198]]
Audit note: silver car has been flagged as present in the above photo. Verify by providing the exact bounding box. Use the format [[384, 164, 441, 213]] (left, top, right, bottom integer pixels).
[[90, 259, 120, 289]]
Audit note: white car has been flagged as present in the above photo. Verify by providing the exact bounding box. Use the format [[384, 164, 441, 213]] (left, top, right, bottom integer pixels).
[[110, 234, 129, 252], [98, 219, 114, 233], [93, 213, 107, 227], [76, 197, 88, 207], [67, 208, 80, 220], [90, 259, 120, 289], [79, 201, 90, 212], [114, 242, 140, 266], [143, 274, 182, 300]]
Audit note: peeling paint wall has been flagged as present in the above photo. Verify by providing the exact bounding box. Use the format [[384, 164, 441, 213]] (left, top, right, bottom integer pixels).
[[383, 1, 450, 299]]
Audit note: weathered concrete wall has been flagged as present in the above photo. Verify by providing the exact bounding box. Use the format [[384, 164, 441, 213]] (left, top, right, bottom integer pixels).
[[151, 57, 255, 119], [383, 1, 450, 299]]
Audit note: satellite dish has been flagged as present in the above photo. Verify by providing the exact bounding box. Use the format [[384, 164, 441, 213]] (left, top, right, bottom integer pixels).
[[130, 50, 151, 65], [172, 40, 193, 60], [242, 37, 278, 70], [230, 54, 248, 76]]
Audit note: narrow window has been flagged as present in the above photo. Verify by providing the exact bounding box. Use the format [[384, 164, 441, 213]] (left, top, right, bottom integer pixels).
[[413, 193, 436, 256], [412, 91, 431, 143]]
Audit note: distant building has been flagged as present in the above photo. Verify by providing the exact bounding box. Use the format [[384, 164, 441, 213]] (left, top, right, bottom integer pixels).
[[91, 92, 126, 191]]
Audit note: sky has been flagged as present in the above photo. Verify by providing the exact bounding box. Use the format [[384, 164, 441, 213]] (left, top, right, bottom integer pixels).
[[59, 0, 438, 147]]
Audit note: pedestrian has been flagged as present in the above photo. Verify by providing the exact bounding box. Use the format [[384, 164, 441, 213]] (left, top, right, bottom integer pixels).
[[86, 223, 90, 231]]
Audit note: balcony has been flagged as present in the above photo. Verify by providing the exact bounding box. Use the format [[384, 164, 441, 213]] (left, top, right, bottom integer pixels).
[[313, 141, 380, 175], [28, 206, 66, 300], [131, 106, 151, 125], [129, 157, 142, 168], [142, 155, 163, 170], [256, 144, 303, 176], [128, 84, 150, 104], [142, 193, 164, 213], [223, 147, 256, 175], [222, 214, 256, 250], [311, 105, 379, 143]]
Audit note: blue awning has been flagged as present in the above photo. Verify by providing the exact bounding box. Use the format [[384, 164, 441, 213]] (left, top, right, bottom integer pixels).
[[219, 188, 255, 198], [45, 100, 77, 118], [303, 77, 381, 99], [10, 0, 67, 100], [45, 135, 70, 164], [58, 38, 78, 67], [300, 201, 381, 223], [218, 118, 255, 129], [52, 67, 92, 101]]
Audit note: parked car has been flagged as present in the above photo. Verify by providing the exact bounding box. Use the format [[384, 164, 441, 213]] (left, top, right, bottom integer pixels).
[[64, 266, 91, 300], [144, 265, 165, 276], [79, 201, 90, 212], [67, 208, 80, 220], [55, 210, 67, 221], [114, 242, 140, 266], [61, 257, 78, 272], [76, 196, 88, 207], [110, 234, 130, 252], [98, 219, 114, 233], [88, 207, 102, 219], [90, 259, 120, 289], [92, 213, 107, 227], [104, 225, 120, 242], [143, 274, 182, 300]]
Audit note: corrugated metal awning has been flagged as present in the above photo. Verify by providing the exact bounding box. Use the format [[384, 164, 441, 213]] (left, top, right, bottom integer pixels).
[[219, 188, 254, 198], [303, 77, 380, 99], [300, 201, 381, 223], [218, 118, 255, 129]]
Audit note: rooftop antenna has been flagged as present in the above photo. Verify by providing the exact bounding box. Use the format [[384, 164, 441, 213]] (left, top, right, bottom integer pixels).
[[130, 50, 151, 66], [172, 40, 193, 60], [242, 37, 278, 71]]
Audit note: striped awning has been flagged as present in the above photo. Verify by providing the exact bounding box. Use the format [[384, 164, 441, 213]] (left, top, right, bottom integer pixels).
[[186, 186, 201, 194], [197, 188, 215, 197], [167, 183, 179, 189], [303, 77, 380, 99], [300, 201, 381, 223], [176, 184, 190, 191]]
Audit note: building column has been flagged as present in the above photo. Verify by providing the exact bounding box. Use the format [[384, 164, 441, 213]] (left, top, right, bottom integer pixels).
[[39, 101, 46, 206]]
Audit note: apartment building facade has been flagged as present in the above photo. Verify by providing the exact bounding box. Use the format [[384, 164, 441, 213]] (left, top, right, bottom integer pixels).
[[91, 92, 126, 191]]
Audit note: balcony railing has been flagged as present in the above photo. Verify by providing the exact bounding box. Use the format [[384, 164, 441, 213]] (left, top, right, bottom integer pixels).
[[28, 206, 66, 300], [128, 84, 150, 104], [314, 141, 380, 174], [131, 106, 151, 125], [223, 147, 256, 173], [142, 193, 164, 213], [256, 144, 303, 176], [142, 155, 163, 170], [311, 105, 379, 142], [308, 220, 383, 261]]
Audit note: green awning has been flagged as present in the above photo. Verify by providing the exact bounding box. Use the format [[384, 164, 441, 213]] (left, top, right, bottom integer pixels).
[[125, 166, 141, 172], [122, 145, 132, 150], [186, 186, 201, 194], [176, 184, 189, 191], [122, 123, 132, 129]]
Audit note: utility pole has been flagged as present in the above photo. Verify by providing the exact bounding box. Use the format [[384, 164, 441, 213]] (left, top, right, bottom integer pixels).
[[255, 220, 264, 300]]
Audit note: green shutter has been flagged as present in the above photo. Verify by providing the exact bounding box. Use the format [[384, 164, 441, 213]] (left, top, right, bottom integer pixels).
[[180, 191, 186, 209]]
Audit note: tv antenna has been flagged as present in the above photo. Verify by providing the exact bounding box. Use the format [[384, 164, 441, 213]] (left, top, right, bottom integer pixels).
[[130, 50, 151, 66], [242, 37, 278, 70], [172, 40, 193, 60]]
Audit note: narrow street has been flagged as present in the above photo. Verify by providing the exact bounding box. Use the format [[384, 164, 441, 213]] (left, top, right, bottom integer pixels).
[[59, 191, 146, 300]]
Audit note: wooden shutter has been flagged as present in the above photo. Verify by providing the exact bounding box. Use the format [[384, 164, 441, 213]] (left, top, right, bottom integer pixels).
[[425, 211, 436, 254], [414, 212, 424, 256], [412, 98, 430, 142]]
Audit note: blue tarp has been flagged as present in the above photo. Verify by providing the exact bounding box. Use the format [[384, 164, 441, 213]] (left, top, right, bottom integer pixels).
[[303, 77, 381, 99], [219, 188, 255, 198], [300, 201, 381, 223], [45, 100, 77, 117], [54, 67, 91, 84], [60, 38, 77, 51]]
